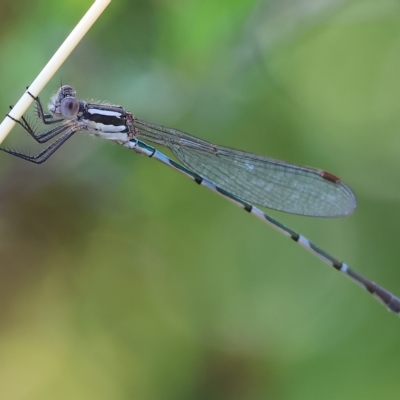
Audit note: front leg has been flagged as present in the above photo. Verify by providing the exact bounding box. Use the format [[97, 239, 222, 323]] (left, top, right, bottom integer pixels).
[[7, 110, 72, 144], [26, 90, 63, 125]]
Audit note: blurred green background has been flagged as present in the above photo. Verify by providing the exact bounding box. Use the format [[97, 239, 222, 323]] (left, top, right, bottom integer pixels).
[[0, 0, 400, 399]]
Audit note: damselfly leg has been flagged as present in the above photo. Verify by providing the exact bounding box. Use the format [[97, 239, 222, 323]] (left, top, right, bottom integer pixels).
[[2, 94, 78, 163]]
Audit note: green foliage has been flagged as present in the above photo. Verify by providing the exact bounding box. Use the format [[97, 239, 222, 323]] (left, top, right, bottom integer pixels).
[[1, 0, 400, 399]]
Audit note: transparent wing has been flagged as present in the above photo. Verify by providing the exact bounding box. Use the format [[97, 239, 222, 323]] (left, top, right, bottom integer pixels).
[[133, 120, 356, 217]]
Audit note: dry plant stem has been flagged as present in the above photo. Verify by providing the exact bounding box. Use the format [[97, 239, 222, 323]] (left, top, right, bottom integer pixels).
[[0, 0, 112, 145]]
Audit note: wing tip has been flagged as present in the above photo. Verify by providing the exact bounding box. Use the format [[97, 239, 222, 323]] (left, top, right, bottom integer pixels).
[[320, 170, 341, 184]]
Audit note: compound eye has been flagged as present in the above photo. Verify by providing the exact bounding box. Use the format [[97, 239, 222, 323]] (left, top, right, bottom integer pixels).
[[60, 96, 79, 118]]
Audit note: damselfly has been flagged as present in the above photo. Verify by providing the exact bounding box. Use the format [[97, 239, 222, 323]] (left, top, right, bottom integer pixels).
[[2, 85, 400, 316]]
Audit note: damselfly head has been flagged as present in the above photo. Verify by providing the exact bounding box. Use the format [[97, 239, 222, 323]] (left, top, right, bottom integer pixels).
[[48, 85, 79, 119]]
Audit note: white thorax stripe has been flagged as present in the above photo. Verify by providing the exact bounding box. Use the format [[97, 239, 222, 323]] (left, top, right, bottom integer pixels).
[[87, 108, 122, 118]]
